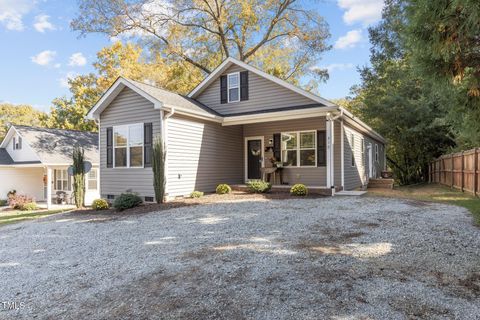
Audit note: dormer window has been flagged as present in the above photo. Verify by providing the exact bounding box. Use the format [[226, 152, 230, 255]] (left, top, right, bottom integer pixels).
[[12, 137, 22, 150], [227, 72, 240, 103], [220, 71, 248, 104]]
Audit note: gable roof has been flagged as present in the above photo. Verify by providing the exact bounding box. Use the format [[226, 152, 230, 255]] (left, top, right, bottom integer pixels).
[[0, 148, 14, 165], [87, 77, 221, 120], [188, 57, 336, 108], [1, 126, 99, 165]]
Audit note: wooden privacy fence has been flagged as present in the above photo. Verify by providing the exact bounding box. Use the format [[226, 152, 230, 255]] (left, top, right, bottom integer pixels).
[[429, 148, 480, 196]]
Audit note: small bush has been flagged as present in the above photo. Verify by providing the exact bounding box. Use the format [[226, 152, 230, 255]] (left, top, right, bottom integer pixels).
[[190, 191, 204, 198], [216, 184, 232, 195], [8, 194, 35, 210], [22, 202, 38, 211], [246, 180, 272, 193], [0, 199, 7, 206], [113, 193, 143, 211], [92, 199, 109, 210], [290, 184, 308, 196]]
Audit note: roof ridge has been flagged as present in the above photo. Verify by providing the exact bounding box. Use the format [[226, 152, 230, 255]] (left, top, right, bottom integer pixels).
[[14, 125, 98, 134]]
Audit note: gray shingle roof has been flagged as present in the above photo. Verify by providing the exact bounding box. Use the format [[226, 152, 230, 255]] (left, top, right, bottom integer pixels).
[[127, 79, 222, 117], [0, 148, 13, 165], [14, 126, 99, 165]]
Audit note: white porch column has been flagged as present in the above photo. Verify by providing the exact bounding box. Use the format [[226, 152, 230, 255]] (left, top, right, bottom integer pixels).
[[46, 167, 52, 209], [341, 119, 345, 189], [326, 116, 332, 188]]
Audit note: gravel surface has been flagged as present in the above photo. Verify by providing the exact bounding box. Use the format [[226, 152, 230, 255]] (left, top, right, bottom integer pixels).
[[0, 196, 479, 319]]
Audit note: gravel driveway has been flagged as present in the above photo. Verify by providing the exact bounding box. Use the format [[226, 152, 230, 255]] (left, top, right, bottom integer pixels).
[[1, 197, 479, 319]]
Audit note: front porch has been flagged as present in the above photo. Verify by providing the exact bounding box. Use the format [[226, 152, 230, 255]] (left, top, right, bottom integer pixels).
[[232, 184, 341, 196]]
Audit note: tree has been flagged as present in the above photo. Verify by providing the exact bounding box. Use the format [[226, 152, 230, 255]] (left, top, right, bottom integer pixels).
[[152, 136, 165, 203], [72, 0, 330, 83], [72, 146, 86, 208], [43, 74, 100, 132], [351, 0, 455, 184], [0, 104, 46, 141]]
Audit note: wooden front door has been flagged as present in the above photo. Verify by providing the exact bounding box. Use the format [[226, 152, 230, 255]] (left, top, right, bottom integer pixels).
[[247, 139, 262, 180]]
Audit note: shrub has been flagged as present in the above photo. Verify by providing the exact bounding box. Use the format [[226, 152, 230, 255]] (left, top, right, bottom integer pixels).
[[92, 199, 109, 210], [22, 202, 38, 211], [290, 184, 308, 196], [113, 193, 143, 211], [246, 180, 272, 193], [8, 194, 35, 210], [0, 199, 7, 206], [190, 191, 204, 198], [216, 184, 232, 195]]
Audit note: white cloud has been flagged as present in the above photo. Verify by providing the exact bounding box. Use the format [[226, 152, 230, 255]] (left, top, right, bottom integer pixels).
[[68, 52, 87, 67], [0, 0, 36, 31], [334, 29, 363, 49], [31, 50, 56, 66], [59, 72, 77, 88], [324, 63, 355, 73], [338, 0, 384, 26], [33, 14, 55, 32]]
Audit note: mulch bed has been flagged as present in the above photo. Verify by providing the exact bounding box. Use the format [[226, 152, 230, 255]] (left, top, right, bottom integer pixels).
[[67, 191, 326, 216]]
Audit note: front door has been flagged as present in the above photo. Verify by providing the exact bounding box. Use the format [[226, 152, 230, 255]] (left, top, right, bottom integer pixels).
[[246, 139, 262, 180]]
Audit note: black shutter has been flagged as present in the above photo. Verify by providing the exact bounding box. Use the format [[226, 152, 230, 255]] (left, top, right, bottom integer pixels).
[[317, 130, 326, 167], [220, 75, 228, 104], [273, 133, 281, 162], [106, 127, 113, 168], [144, 123, 153, 167], [240, 71, 249, 101], [13, 137, 16, 150], [18, 137, 22, 149]]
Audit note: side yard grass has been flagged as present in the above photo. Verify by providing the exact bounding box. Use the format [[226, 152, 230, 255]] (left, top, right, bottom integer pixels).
[[0, 209, 70, 226], [368, 183, 480, 225]]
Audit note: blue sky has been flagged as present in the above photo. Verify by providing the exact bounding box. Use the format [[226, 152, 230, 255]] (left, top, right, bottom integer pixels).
[[0, 0, 384, 112]]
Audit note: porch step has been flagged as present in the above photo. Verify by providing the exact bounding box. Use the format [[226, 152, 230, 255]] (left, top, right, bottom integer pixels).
[[368, 178, 394, 189]]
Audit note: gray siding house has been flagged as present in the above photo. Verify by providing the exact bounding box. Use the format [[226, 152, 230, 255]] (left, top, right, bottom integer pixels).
[[87, 58, 386, 201]]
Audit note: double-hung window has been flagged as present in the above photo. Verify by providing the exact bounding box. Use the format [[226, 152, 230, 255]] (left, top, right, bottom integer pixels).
[[281, 131, 316, 167], [54, 169, 71, 191], [227, 72, 240, 103], [87, 169, 98, 190], [114, 124, 144, 168]]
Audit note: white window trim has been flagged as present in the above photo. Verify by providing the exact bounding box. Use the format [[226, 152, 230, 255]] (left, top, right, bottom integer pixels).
[[227, 72, 240, 103], [113, 123, 144, 169], [281, 130, 317, 168], [375, 144, 379, 162], [86, 168, 99, 191], [54, 169, 71, 192], [361, 138, 365, 166], [351, 133, 356, 167]]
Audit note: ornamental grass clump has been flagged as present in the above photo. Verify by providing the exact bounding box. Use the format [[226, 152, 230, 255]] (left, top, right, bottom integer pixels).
[[290, 184, 308, 196], [190, 191, 204, 198], [216, 184, 232, 195]]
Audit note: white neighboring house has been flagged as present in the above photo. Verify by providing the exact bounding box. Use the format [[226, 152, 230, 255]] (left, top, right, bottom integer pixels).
[[0, 125, 100, 208]]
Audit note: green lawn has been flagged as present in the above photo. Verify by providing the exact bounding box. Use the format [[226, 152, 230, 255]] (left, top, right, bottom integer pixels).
[[0, 209, 70, 226], [368, 184, 480, 225]]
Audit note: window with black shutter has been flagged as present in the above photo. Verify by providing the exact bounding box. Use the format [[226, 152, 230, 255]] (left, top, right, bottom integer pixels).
[[144, 123, 153, 167], [273, 133, 281, 162], [240, 71, 249, 101], [106, 127, 113, 168], [220, 75, 228, 104], [317, 131, 326, 167]]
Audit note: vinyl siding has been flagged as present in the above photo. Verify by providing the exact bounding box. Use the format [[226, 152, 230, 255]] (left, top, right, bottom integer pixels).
[[343, 124, 385, 190], [167, 114, 243, 197], [243, 117, 327, 186], [196, 64, 317, 115], [99, 87, 161, 198], [333, 120, 342, 187]]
